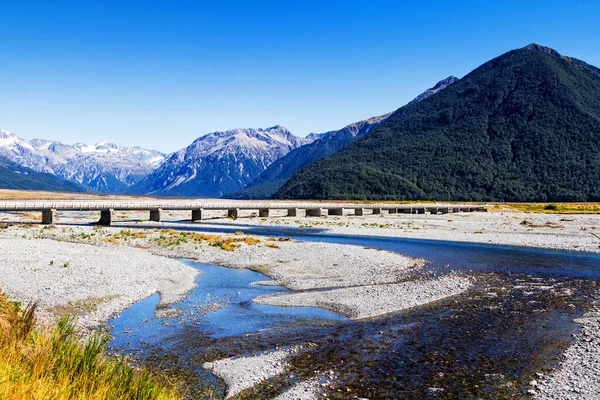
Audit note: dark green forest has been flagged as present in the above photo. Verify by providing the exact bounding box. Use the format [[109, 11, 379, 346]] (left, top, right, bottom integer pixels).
[[276, 44, 600, 202]]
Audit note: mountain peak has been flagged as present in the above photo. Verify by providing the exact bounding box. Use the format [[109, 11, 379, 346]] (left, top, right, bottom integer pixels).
[[0, 129, 16, 139], [523, 43, 561, 56], [409, 75, 459, 104], [264, 124, 286, 131], [131, 125, 308, 197], [276, 44, 600, 201]]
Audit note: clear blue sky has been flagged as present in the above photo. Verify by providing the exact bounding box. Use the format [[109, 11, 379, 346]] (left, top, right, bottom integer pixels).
[[1, 0, 599, 152]]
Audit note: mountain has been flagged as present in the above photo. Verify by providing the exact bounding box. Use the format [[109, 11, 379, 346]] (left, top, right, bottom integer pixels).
[[226, 114, 390, 199], [276, 44, 600, 202], [0, 156, 86, 193], [0, 130, 165, 193], [227, 76, 457, 199], [408, 76, 458, 104], [129, 125, 311, 197]]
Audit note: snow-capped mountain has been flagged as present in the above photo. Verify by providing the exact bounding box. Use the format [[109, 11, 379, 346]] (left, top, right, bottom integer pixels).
[[129, 125, 311, 197], [226, 114, 391, 199], [0, 130, 165, 192]]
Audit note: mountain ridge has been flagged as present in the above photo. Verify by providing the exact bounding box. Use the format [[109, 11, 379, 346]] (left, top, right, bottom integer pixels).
[[227, 76, 458, 199], [275, 44, 600, 201], [0, 129, 165, 193], [128, 125, 311, 197]]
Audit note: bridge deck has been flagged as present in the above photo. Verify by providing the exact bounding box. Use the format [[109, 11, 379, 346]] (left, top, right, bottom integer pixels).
[[0, 200, 487, 225], [0, 201, 484, 212]]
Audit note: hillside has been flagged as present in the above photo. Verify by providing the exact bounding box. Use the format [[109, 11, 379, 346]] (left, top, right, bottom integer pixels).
[[129, 126, 310, 197], [276, 44, 600, 202], [228, 76, 457, 199], [0, 156, 86, 192]]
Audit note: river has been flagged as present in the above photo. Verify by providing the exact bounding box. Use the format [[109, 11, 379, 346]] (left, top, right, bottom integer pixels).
[[108, 227, 600, 399]]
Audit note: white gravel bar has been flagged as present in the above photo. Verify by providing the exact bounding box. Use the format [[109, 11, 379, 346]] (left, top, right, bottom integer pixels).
[[193, 241, 426, 290], [0, 236, 198, 329], [534, 310, 600, 400], [273, 376, 327, 400], [254, 275, 472, 320], [203, 347, 299, 398]]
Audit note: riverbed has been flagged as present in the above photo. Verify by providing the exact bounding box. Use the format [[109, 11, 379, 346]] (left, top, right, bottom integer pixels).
[[106, 229, 600, 399], [2, 210, 600, 398]]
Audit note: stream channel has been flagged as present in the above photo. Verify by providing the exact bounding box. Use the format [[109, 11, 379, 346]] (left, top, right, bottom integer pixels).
[[108, 226, 600, 399]]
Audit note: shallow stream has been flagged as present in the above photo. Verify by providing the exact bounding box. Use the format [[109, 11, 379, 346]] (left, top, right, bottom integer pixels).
[[108, 227, 600, 399]]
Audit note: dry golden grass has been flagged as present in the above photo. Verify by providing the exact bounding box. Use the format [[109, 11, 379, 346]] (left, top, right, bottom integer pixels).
[[0, 189, 155, 201], [488, 202, 600, 214], [0, 293, 181, 400]]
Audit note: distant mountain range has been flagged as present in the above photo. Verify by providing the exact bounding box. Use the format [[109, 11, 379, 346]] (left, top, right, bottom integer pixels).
[[276, 44, 600, 202], [127, 126, 312, 197], [0, 130, 165, 193], [4, 44, 596, 202], [0, 74, 459, 196], [227, 76, 457, 199]]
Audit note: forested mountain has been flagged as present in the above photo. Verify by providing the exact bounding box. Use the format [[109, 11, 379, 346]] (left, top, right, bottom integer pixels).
[[227, 76, 457, 199], [0, 156, 86, 192], [276, 44, 600, 202]]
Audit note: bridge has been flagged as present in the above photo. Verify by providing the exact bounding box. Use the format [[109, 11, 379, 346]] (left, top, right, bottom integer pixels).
[[0, 200, 487, 225]]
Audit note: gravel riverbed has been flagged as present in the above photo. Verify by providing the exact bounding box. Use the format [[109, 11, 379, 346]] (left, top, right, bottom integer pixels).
[[534, 308, 600, 400], [0, 235, 198, 330], [2, 208, 600, 398], [203, 347, 301, 399]]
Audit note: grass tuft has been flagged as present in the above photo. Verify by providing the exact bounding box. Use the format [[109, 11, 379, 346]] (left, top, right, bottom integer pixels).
[[0, 292, 180, 400]]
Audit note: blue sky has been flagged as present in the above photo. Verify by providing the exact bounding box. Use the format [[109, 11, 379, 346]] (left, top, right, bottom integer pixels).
[[1, 0, 599, 152]]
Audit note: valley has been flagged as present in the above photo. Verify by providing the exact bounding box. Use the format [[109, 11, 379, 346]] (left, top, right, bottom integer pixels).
[[2, 37, 600, 400]]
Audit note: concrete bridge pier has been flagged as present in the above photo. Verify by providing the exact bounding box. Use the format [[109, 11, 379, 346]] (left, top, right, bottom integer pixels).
[[429, 208, 439, 215], [150, 209, 162, 222], [372, 208, 381, 215], [259, 208, 270, 218], [191, 209, 203, 221], [402, 208, 413, 214], [416, 208, 426, 214], [328, 208, 344, 216], [386, 208, 398, 214], [354, 208, 364, 216], [41, 209, 55, 224], [305, 208, 322, 217], [441, 208, 449, 214], [287, 208, 298, 217], [98, 209, 113, 226], [227, 208, 239, 219]]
